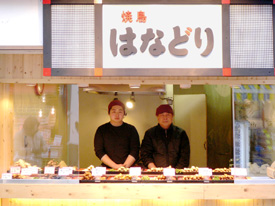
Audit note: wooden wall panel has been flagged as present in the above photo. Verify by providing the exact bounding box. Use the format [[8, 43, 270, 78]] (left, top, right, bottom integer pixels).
[[1, 199, 275, 206], [1, 54, 275, 85], [23, 54, 43, 79], [0, 84, 13, 176]]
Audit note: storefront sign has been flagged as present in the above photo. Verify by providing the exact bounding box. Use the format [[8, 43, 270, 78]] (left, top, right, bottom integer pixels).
[[103, 5, 222, 69]]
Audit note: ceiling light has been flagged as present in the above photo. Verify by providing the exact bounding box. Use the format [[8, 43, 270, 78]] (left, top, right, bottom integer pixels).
[[26, 83, 36, 87], [129, 84, 141, 89], [126, 92, 135, 109], [180, 84, 191, 89]]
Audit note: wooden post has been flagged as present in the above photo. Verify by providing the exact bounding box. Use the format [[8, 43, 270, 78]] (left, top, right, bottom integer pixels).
[[0, 84, 14, 175]]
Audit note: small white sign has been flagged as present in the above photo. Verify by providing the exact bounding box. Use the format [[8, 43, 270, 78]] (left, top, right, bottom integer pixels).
[[92, 167, 106, 176], [198, 168, 213, 176], [1, 173, 12, 179], [231, 168, 247, 176], [129, 167, 141, 176], [29, 167, 39, 174], [21, 168, 32, 176], [58, 167, 73, 176], [10, 167, 21, 174], [44, 166, 55, 174], [53, 135, 62, 146], [163, 168, 175, 176]]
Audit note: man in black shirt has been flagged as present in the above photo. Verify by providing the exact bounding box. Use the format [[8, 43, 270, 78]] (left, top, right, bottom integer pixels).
[[94, 99, 140, 169], [140, 104, 190, 169]]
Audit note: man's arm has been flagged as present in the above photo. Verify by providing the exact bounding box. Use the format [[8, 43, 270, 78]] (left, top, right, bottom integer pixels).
[[176, 130, 190, 168], [101, 154, 124, 169], [140, 129, 156, 168], [123, 155, 136, 168]]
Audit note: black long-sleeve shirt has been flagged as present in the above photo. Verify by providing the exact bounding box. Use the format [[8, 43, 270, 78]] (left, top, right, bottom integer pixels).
[[140, 124, 190, 168], [94, 122, 140, 167]]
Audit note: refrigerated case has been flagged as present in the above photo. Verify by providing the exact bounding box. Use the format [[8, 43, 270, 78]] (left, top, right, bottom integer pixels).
[[233, 85, 275, 176]]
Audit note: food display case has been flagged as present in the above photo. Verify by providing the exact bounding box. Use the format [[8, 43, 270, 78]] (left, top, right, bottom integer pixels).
[[0, 84, 81, 183], [233, 85, 275, 179]]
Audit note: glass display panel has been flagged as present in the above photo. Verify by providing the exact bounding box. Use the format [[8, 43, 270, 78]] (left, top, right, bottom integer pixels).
[[233, 85, 275, 183], [2, 84, 80, 183]]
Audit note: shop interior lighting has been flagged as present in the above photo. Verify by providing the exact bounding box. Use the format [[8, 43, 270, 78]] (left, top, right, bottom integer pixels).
[[26, 83, 36, 87], [113, 92, 118, 100], [126, 92, 135, 109], [129, 84, 141, 89], [179, 84, 191, 89], [38, 109, 43, 118], [51, 107, 55, 115], [42, 94, 46, 103]]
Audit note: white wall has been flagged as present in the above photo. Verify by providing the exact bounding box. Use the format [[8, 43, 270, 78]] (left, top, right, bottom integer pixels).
[[0, 0, 43, 46]]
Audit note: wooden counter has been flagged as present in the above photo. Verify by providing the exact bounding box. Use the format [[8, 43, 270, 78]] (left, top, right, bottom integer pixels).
[[1, 183, 275, 200]]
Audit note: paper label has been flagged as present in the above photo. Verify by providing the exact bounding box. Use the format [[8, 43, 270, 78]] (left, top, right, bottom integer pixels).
[[53, 135, 62, 146], [30, 167, 39, 174], [198, 168, 213, 176], [58, 167, 73, 176], [92, 167, 106, 176], [44, 166, 55, 174], [129, 167, 141, 176], [1, 173, 12, 179], [21, 168, 32, 176], [10, 167, 21, 174], [163, 168, 175, 176], [231, 168, 247, 176]]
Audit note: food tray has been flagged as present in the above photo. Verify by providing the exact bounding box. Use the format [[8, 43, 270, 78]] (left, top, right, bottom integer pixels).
[[212, 172, 231, 175], [106, 171, 129, 174], [209, 180, 234, 183], [80, 179, 207, 183]]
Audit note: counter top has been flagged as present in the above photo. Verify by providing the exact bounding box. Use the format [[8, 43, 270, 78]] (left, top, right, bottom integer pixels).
[[1, 182, 275, 200]]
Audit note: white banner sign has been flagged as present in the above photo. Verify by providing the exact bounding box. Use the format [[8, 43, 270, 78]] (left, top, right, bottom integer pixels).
[[103, 5, 222, 69]]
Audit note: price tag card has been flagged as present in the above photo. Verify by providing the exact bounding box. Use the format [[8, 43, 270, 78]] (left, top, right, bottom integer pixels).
[[53, 135, 62, 146], [29, 167, 39, 174], [129, 167, 141, 176], [92, 167, 106, 176], [198, 168, 213, 176], [163, 168, 175, 176], [21, 168, 32, 176], [10, 167, 21, 174], [58, 167, 73, 176], [44, 166, 55, 174], [231, 168, 247, 176], [1, 173, 12, 179]]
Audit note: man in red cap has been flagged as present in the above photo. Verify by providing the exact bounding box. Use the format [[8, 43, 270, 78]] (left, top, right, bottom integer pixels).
[[140, 104, 190, 169], [94, 99, 140, 169]]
